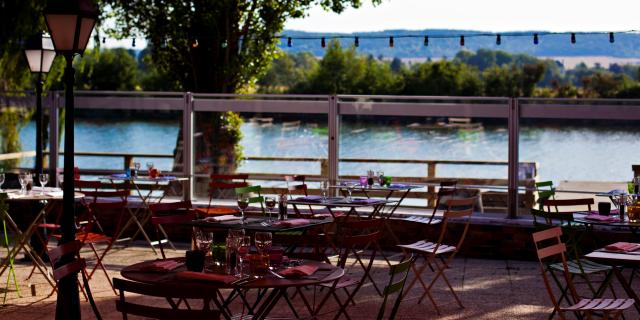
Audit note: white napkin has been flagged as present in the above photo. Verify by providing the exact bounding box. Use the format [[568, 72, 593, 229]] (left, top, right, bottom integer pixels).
[[32, 186, 62, 192], [45, 191, 65, 197], [205, 215, 242, 222]]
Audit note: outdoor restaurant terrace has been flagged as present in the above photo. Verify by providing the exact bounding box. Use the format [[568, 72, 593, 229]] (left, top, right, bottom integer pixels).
[[3, 0, 640, 319]]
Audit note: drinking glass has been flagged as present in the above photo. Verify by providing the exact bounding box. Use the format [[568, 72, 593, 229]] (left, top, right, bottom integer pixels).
[[18, 173, 28, 194], [359, 176, 368, 188], [237, 236, 251, 276], [146, 162, 154, 175], [264, 196, 276, 223], [237, 194, 250, 224], [226, 236, 240, 275], [346, 182, 354, 202], [377, 171, 385, 186], [39, 173, 49, 195], [0, 173, 5, 192], [254, 232, 273, 254], [367, 170, 375, 188], [320, 180, 329, 201], [195, 229, 213, 255], [134, 162, 141, 177]]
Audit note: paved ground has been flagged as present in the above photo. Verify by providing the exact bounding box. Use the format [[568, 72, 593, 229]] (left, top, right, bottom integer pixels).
[[1, 241, 638, 319]]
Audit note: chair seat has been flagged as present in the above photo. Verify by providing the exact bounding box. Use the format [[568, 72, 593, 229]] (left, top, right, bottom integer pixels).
[[76, 232, 112, 244], [398, 240, 456, 255], [403, 216, 442, 225], [194, 207, 239, 216], [37, 223, 60, 229], [563, 298, 634, 312], [549, 259, 612, 274]]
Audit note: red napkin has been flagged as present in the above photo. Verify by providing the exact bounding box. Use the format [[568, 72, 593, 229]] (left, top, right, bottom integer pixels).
[[141, 260, 184, 272], [274, 218, 311, 227], [279, 264, 319, 278], [175, 271, 237, 284], [585, 214, 620, 222], [605, 242, 640, 252]]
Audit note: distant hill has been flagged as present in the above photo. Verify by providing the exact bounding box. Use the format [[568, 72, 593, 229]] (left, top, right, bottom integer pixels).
[[278, 29, 640, 61]]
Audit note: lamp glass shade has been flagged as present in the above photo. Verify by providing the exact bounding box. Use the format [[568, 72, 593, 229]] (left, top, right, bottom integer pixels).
[[43, 0, 98, 54], [24, 36, 56, 73]]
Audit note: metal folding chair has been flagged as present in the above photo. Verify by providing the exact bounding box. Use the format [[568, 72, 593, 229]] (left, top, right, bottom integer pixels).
[[532, 227, 634, 320], [195, 174, 248, 216], [376, 254, 416, 320], [398, 197, 475, 314], [149, 200, 196, 259]]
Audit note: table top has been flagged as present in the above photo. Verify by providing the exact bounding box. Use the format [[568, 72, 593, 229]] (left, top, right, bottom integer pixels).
[[573, 213, 640, 228], [0, 189, 84, 201], [586, 249, 640, 266], [184, 216, 333, 232], [288, 196, 393, 208], [121, 258, 343, 289], [332, 183, 422, 191], [101, 174, 189, 182]]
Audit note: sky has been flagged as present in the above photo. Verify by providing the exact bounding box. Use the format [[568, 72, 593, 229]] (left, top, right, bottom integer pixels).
[[284, 0, 640, 33]]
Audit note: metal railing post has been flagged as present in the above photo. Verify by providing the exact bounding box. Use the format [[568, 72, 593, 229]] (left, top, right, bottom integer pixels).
[[183, 92, 194, 201], [49, 91, 59, 187], [507, 98, 520, 218], [328, 95, 339, 187]]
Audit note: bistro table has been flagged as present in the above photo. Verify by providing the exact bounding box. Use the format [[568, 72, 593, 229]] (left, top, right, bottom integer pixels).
[[102, 174, 189, 253], [184, 215, 333, 233], [332, 183, 421, 218], [586, 248, 640, 312], [287, 196, 393, 220], [121, 257, 344, 319], [0, 189, 84, 296]]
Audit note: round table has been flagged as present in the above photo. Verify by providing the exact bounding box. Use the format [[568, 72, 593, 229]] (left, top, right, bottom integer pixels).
[[121, 258, 344, 319]]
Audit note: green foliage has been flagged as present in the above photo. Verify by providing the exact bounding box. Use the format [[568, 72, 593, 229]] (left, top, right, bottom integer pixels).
[[0, 108, 31, 170], [76, 48, 139, 90], [402, 60, 483, 96]]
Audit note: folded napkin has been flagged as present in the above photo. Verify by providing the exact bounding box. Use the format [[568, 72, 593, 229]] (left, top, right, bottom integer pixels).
[[175, 271, 237, 284], [32, 186, 62, 192], [605, 242, 640, 253], [45, 191, 65, 197], [141, 260, 184, 272], [295, 195, 323, 202], [110, 173, 129, 179], [204, 215, 242, 222], [279, 264, 319, 278], [350, 198, 380, 204], [584, 214, 621, 222], [273, 218, 311, 227], [388, 184, 409, 189], [157, 175, 177, 181]]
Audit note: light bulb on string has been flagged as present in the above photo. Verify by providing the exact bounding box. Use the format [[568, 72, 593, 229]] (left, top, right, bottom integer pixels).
[[609, 32, 615, 43], [102, 37, 106, 44], [287, 37, 292, 47], [321, 37, 325, 48], [460, 35, 464, 46], [389, 36, 394, 48], [571, 33, 576, 44], [192, 39, 199, 48], [496, 34, 501, 45], [132, 37, 136, 47], [423, 36, 429, 46], [354, 36, 359, 47], [533, 33, 539, 45]]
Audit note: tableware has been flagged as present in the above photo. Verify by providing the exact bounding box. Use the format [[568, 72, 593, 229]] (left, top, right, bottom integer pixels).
[[38, 173, 48, 195], [195, 229, 213, 255], [367, 170, 375, 188], [133, 162, 141, 177], [211, 243, 226, 266], [383, 176, 392, 187], [346, 182, 354, 202], [377, 171, 384, 186], [320, 181, 329, 201], [249, 253, 269, 277], [237, 236, 251, 276], [0, 173, 5, 192], [359, 176, 368, 187], [237, 194, 249, 224], [185, 250, 205, 272], [18, 172, 28, 194], [146, 162, 154, 172], [598, 202, 611, 216], [264, 196, 276, 223], [628, 197, 640, 223], [255, 232, 272, 254]]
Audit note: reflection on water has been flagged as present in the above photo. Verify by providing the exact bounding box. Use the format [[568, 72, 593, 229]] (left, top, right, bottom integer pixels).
[[16, 119, 640, 182]]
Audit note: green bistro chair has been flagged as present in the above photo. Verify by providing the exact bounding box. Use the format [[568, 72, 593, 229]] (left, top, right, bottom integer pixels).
[[234, 185, 265, 217], [531, 208, 615, 320], [376, 255, 416, 320], [535, 181, 556, 210]]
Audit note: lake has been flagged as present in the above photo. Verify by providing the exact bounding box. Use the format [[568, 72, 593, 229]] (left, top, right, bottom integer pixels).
[[16, 119, 640, 184]]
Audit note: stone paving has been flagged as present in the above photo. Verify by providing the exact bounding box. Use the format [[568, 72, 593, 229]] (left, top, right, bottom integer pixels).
[[1, 241, 638, 319]]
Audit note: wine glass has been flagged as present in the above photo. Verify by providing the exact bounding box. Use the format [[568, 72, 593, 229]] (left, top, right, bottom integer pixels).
[[0, 173, 5, 192], [196, 229, 213, 255], [134, 162, 141, 177], [367, 170, 375, 188], [264, 196, 276, 223], [39, 173, 49, 195], [346, 182, 354, 202], [237, 236, 251, 276], [377, 171, 385, 186], [320, 180, 329, 202], [237, 194, 250, 224], [255, 232, 272, 254], [18, 173, 28, 194]]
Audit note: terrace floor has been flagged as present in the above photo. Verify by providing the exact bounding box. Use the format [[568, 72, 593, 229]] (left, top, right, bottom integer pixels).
[[3, 241, 639, 319]]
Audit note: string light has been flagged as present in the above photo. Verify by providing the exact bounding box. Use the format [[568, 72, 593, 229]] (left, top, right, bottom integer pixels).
[[423, 36, 429, 46], [610, 32, 615, 43], [132, 37, 136, 47], [354, 36, 359, 47], [321, 37, 325, 48], [533, 33, 539, 45], [389, 36, 394, 48], [102, 37, 106, 44], [191, 39, 199, 48], [571, 32, 576, 44], [496, 34, 501, 45], [460, 35, 464, 46], [287, 37, 292, 47]]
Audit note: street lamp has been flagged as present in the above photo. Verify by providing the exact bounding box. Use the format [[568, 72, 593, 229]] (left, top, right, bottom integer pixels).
[[43, 1, 98, 319], [24, 33, 56, 177]]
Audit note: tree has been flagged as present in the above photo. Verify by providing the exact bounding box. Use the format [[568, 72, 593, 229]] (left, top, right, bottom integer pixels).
[[76, 48, 139, 90], [103, 0, 381, 174], [402, 60, 483, 96]]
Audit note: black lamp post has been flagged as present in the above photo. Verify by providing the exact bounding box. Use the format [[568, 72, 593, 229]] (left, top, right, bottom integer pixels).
[[43, 1, 98, 319], [24, 33, 56, 176]]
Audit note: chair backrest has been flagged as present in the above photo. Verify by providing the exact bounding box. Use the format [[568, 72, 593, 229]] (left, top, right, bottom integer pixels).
[[532, 227, 579, 317], [235, 185, 265, 214], [113, 278, 220, 320], [149, 201, 195, 259], [49, 240, 103, 320], [427, 181, 458, 223], [207, 174, 249, 206], [543, 198, 594, 213], [535, 181, 556, 209], [336, 222, 383, 269], [377, 255, 416, 320], [285, 177, 313, 215], [433, 197, 475, 254]]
